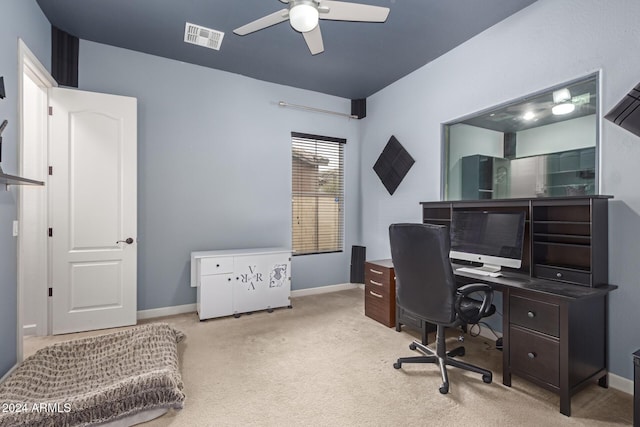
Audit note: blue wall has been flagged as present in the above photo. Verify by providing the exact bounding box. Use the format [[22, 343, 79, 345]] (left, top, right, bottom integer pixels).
[[77, 41, 362, 311], [0, 0, 50, 378]]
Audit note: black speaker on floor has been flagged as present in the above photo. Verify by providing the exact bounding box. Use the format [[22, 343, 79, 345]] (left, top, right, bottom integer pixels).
[[351, 98, 366, 119], [350, 245, 366, 283]]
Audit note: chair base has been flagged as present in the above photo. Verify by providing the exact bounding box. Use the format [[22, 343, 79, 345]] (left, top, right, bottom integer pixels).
[[393, 326, 492, 394]]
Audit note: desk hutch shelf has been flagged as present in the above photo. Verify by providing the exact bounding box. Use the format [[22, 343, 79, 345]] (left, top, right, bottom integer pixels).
[[421, 195, 611, 288]]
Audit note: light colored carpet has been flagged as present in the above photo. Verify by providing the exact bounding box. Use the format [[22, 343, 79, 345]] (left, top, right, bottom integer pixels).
[[24, 288, 632, 426]]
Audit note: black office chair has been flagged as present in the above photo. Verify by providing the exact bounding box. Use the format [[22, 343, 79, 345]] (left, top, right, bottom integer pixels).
[[389, 223, 496, 394]]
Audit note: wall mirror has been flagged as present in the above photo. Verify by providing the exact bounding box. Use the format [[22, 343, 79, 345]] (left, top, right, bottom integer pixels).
[[443, 74, 598, 200]]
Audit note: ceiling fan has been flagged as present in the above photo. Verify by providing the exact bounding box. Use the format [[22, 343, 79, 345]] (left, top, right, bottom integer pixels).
[[233, 0, 390, 55]]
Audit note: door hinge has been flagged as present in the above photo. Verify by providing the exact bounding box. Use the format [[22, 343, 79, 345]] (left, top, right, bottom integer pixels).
[[48, 287, 52, 297], [48, 228, 53, 237], [48, 106, 53, 115], [48, 166, 53, 175]]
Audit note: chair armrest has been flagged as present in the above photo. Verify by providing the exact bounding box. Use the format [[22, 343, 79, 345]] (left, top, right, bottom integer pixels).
[[457, 283, 492, 296], [455, 283, 494, 322]]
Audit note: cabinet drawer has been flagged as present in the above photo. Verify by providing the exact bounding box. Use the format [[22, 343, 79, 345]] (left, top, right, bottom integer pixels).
[[510, 325, 559, 387], [365, 288, 394, 327], [365, 274, 391, 291], [534, 265, 591, 286], [200, 257, 233, 275], [365, 279, 391, 299], [365, 263, 393, 286], [365, 287, 389, 305], [510, 295, 559, 337]]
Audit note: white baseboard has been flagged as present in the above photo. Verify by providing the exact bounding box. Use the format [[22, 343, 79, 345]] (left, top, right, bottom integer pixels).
[[290, 282, 361, 297], [608, 372, 633, 395], [22, 324, 37, 336], [0, 364, 18, 384], [137, 303, 196, 320], [136, 283, 360, 320]]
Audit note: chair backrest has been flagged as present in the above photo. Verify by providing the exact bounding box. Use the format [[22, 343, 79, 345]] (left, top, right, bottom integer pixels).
[[389, 223, 457, 325]]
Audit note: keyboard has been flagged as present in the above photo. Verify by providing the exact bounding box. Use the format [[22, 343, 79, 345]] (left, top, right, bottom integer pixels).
[[455, 267, 502, 277]]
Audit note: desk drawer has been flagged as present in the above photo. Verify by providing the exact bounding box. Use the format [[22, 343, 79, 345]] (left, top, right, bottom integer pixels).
[[365, 263, 393, 286], [535, 265, 591, 286], [365, 288, 394, 327], [510, 325, 559, 387], [510, 295, 559, 337]]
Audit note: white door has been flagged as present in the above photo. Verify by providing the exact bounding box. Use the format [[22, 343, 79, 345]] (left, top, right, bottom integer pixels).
[[49, 87, 137, 335]]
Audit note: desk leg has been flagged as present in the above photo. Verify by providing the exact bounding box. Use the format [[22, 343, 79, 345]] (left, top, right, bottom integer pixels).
[[502, 288, 511, 387], [560, 392, 571, 417], [559, 301, 571, 416], [598, 374, 609, 388]]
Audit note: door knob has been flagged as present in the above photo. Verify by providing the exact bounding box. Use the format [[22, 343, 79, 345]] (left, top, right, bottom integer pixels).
[[117, 238, 134, 244]]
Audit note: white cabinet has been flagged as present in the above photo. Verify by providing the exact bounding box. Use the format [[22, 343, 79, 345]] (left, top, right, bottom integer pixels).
[[192, 247, 291, 320]]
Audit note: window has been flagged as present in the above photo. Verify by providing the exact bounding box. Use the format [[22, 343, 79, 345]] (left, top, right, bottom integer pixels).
[[291, 132, 345, 256]]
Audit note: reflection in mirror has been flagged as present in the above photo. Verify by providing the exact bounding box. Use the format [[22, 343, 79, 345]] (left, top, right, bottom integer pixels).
[[444, 74, 598, 200]]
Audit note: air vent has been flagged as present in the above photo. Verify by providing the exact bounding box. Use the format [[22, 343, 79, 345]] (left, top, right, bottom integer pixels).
[[184, 22, 224, 50]]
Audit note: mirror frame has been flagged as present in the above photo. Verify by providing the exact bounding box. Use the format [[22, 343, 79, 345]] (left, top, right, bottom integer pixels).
[[441, 72, 601, 201]]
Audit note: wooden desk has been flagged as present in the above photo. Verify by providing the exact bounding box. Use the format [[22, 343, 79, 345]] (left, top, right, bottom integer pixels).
[[454, 265, 616, 416], [419, 195, 616, 416]]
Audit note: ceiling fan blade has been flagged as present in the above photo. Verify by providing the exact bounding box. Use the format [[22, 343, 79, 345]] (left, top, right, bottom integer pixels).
[[233, 9, 289, 36], [302, 25, 324, 55], [319, 1, 389, 22]]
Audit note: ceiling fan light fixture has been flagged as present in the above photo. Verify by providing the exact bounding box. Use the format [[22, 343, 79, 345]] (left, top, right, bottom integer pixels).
[[552, 102, 576, 115], [553, 88, 571, 103], [289, 3, 319, 32]]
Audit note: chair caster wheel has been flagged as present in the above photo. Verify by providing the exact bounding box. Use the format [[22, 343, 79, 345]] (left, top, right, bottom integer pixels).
[[267, 308, 274, 313], [233, 313, 241, 318], [409, 343, 417, 351], [393, 362, 402, 369], [458, 347, 465, 357], [439, 384, 449, 394], [482, 374, 492, 384]]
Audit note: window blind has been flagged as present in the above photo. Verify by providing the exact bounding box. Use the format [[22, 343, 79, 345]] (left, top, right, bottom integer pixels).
[[291, 132, 345, 256]]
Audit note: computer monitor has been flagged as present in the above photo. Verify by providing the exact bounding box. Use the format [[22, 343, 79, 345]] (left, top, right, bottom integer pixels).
[[449, 210, 526, 273]]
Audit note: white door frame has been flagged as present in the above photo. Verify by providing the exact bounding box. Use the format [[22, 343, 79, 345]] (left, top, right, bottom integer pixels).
[[17, 39, 57, 361]]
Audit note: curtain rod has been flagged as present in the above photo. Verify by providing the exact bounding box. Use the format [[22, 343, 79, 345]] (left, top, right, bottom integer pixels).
[[278, 101, 358, 119]]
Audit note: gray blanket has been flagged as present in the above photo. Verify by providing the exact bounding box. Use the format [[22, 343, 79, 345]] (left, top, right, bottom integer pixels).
[[0, 323, 185, 426]]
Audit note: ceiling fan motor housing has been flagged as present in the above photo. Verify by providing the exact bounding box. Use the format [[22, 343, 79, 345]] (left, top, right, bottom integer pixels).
[[289, 0, 321, 33]]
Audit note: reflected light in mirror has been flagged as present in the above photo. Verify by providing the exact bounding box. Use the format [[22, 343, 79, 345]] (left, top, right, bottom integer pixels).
[[552, 103, 576, 115], [553, 88, 571, 103]]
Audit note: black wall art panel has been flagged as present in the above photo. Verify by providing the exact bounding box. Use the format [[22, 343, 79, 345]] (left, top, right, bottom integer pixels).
[[605, 82, 640, 139], [373, 135, 415, 195]]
